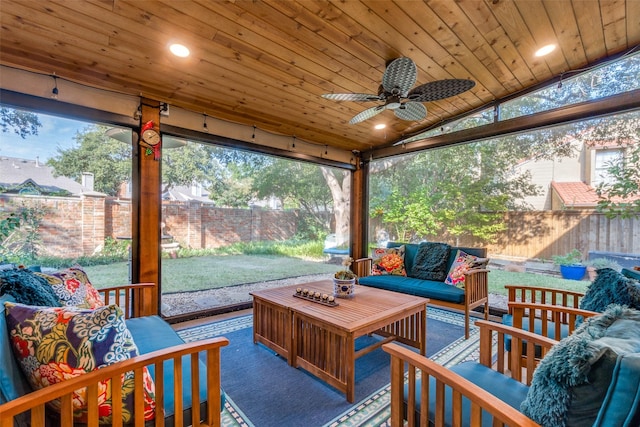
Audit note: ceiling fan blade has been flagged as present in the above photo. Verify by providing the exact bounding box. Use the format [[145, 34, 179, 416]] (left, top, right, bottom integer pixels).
[[322, 93, 381, 102], [394, 102, 427, 121], [408, 79, 476, 102], [382, 57, 417, 96], [349, 105, 385, 124]]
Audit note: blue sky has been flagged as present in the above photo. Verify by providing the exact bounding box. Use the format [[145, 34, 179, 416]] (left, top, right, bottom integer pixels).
[[0, 112, 90, 161]]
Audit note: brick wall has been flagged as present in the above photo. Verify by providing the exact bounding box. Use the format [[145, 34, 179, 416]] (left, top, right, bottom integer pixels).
[[1, 195, 300, 258]]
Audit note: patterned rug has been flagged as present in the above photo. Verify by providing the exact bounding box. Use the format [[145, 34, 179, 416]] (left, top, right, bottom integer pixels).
[[176, 308, 484, 427]]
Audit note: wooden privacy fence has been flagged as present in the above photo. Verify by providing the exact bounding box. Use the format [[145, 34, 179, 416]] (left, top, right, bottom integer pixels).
[[489, 211, 639, 260]]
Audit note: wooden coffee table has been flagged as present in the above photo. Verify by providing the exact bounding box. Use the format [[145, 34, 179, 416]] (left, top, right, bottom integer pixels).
[[251, 280, 428, 402]]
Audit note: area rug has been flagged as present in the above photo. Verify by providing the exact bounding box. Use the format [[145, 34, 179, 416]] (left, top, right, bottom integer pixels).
[[176, 308, 482, 427]]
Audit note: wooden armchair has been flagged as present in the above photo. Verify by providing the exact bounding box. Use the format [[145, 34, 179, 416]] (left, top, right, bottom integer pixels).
[[384, 320, 557, 426], [97, 282, 157, 318], [0, 336, 229, 427]]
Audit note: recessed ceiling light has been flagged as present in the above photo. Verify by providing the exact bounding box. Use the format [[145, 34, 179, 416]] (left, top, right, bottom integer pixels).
[[374, 123, 386, 130], [169, 43, 190, 57], [535, 44, 556, 57]]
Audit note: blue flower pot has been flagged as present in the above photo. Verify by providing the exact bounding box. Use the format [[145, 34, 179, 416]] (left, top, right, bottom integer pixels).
[[560, 265, 587, 281]]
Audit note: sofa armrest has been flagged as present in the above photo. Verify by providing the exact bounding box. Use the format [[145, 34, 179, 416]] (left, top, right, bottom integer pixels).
[[0, 336, 229, 427], [353, 257, 372, 278], [384, 321, 546, 427], [505, 284, 584, 311], [463, 268, 490, 305], [97, 282, 157, 318]]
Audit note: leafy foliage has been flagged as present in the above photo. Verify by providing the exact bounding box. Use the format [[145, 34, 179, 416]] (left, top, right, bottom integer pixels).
[[595, 140, 640, 218], [0, 202, 47, 263], [47, 125, 131, 196], [0, 107, 41, 138]]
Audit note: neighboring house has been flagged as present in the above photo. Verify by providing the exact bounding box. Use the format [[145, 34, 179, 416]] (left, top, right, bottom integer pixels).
[[0, 156, 102, 196], [513, 139, 637, 210], [162, 183, 214, 204]]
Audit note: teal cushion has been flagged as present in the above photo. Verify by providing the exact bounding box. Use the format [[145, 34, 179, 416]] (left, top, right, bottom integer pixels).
[[622, 268, 640, 281], [126, 316, 225, 425], [521, 305, 640, 427], [405, 361, 529, 426], [502, 314, 570, 355], [594, 353, 640, 426], [0, 294, 32, 404], [358, 276, 465, 303], [387, 242, 419, 275]]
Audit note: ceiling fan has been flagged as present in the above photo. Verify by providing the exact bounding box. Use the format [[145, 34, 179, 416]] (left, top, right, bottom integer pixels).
[[322, 57, 475, 124]]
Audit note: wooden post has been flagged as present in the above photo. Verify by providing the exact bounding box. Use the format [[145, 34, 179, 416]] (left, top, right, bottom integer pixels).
[[351, 163, 368, 260], [132, 98, 161, 315]]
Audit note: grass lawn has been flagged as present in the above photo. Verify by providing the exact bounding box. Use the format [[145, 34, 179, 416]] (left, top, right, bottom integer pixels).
[[83, 255, 590, 295]]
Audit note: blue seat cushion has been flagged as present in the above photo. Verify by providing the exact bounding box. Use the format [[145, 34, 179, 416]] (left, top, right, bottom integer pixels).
[[404, 361, 529, 426], [622, 268, 640, 281], [502, 314, 570, 356], [126, 316, 225, 426], [358, 275, 465, 303], [594, 353, 640, 426]]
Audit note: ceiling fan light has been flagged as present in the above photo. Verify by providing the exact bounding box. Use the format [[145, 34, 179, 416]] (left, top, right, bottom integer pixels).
[[535, 44, 556, 57], [374, 123, 386, 130]]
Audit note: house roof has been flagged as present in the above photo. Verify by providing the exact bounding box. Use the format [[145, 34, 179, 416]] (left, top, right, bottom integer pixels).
[[162, 185, 214, 204], [0, 156, 101, 196], [551, 181, 600, 208], [552, 180, 640, 209], [0, 1, 637, 154]]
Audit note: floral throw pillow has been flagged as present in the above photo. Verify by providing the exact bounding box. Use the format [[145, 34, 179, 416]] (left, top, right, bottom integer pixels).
[[445, 249, 489, 286], [371, 246, 407, 276], [35, 266, 104, 309], [5, 303, 156, 424]]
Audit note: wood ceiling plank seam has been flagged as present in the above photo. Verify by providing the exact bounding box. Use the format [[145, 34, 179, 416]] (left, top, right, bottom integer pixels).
[[391, 0, 501, 95], [298, 0, 389, 68], [458, 0, 537, 88], [177, 0, 381, 92], [427, 0, 521, 95], [4, 1, 112, 44], [626, 0, 640, 44], [330, 0, 448, 80], [513, 0, 571, 73], [572, 0, 608, 63], [488, 0, 554, 82], [541, 0, 589, 69], [600, 0, 631, 55], [239, 0, 385, 84], [317, 0, 403, 67]]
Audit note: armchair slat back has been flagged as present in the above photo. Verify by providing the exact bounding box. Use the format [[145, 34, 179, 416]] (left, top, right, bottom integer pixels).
[[0, 337, 229, 427]]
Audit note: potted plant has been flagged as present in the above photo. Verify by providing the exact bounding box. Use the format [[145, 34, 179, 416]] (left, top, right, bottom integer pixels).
[[333, 257, 357, 298], [552, 249, 587, 280], [586, 257, 622, 280]]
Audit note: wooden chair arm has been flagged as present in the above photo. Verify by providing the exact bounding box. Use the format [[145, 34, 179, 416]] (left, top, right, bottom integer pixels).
[[353, 257, 372, 278], [505, 284, 584, 311], [508, 302, 598, 336], [0, 336, 230, 427], [463, 268, 489, 304], [384, 340, 541, 427], [97, 282, 157, 318]]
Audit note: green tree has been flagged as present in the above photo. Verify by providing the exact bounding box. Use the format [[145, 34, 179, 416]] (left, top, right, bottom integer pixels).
[[47, 125, 131, 195], [0, 107, 41, 139], [596, 142, 640, 218]]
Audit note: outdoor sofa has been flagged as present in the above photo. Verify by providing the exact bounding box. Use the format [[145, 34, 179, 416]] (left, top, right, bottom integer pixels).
[[0, 267, 228, 427], [354, 242, 489, 339]]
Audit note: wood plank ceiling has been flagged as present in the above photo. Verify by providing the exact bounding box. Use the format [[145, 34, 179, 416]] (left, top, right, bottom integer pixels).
[[1, 0, 638, 154]]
